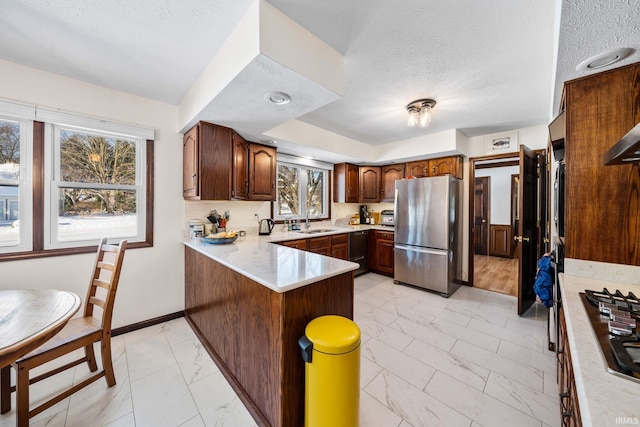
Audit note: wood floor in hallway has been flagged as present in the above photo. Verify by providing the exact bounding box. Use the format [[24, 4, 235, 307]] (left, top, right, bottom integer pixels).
[[474, 254, 518, 296]]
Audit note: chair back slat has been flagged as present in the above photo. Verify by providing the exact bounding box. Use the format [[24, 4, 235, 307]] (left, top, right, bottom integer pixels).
[[96, 261, 115, 271], [83, 238, 127, 328], [88, 297, 105, 309], [93, 279, 110, 290]]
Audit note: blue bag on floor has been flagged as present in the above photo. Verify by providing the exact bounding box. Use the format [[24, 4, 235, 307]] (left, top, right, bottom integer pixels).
[[533, 254, 554, 308]]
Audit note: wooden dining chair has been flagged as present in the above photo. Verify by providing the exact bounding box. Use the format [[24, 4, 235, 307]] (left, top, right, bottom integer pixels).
[[0, 238, 126, 426]]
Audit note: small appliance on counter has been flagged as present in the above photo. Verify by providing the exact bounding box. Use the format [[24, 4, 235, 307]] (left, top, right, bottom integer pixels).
[[380, 210, 394, 227], [359, 205, 369, 224], [258, 218, 275, 235]]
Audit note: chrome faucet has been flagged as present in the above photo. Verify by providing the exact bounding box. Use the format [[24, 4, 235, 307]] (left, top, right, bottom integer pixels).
[[305, 211, 311, 229]]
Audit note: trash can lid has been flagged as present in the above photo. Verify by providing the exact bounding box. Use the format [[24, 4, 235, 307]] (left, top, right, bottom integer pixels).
[[305, 315, 361, 355]]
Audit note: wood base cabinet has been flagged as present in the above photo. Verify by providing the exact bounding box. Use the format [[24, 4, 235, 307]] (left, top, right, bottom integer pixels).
[[330, 234, 349, 260], [280, 233, 349, 260], [558, 307, 582, 427], [308, 236, 331, 256], [185, 247, 353, 427], [279, 239, 308, 250], [370, 229, 394, 276]]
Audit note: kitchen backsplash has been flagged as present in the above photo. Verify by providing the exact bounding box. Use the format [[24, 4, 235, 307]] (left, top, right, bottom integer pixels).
[[184, 200, 271, 235], [332, 202, 394, 223], [184, 201, 395, 237]]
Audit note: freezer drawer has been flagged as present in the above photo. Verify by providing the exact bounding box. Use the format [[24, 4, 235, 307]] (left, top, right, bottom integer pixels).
[[394, 244, 449, 294]]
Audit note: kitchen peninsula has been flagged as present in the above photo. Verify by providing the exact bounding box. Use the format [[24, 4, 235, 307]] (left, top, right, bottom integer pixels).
[[184, 233, 359, 427]]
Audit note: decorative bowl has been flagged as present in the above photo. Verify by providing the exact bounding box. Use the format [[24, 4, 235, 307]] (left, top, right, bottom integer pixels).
[[201, 235, 238, 245]]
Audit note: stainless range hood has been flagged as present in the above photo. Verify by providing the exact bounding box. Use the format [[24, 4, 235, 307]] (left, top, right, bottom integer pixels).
[[604, 121, 640, 165]]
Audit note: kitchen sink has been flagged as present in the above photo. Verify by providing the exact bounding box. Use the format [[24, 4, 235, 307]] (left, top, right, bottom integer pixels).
[[296, 228, 337, 234]]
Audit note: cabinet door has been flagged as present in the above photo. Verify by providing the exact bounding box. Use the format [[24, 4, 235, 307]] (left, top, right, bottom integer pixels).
[[334, 163, 360, 203], [232, 132, 249, 200], [308, 236, 331, 255], [280, 239, 308, 250], [430, 156, 462, 179], [380, 164, 405, 202], [359, 166, 381, 203], [183, 125, 199, 199], [558, 307, 582, 426], [405, 160, 429, 178], [376, 231, 395, 275], [183, 122, 233, 200], [249, 143, 277, 201], [331, 234, 349, 260]]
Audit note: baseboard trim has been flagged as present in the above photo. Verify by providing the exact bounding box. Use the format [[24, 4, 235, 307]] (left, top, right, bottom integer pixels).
[[112, 311, 185, 337]]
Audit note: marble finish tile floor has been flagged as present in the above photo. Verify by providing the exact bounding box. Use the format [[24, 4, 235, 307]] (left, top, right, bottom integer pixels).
[[0, 273, 559, 427]]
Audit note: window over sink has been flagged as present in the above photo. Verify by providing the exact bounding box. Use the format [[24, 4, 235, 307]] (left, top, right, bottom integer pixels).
[[273, 156, 331, 222]]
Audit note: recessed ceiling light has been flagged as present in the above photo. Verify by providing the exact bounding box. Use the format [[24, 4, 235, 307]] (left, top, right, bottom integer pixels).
[[264, 92, 291, 105], [576, 48, 635, 71], [260, 139, 277, 145]]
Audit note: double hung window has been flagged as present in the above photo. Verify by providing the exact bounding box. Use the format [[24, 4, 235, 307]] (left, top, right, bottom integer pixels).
[[46, 125, 144, 248], [0, 100, 153, 258], [0, 114, 32, 252]]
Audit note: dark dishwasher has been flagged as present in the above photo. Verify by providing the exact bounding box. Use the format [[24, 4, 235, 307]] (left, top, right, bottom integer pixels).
[[349, 231, 369, 276]]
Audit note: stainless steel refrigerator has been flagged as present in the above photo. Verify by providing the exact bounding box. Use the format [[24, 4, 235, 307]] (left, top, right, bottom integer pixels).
[[394, 175, 462, 297]]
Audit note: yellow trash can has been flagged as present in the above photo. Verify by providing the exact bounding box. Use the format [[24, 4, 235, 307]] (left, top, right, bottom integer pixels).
[[298, 315, 361, 427]]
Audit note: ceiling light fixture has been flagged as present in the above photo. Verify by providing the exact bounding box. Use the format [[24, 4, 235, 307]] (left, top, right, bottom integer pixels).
[[576, 48, 635, 71], [264, 91, 291, 105], [406, 99, 436, 127]]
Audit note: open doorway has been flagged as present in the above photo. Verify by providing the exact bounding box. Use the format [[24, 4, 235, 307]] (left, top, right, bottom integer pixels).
[[468, 148, 550, 314], [472, 158, 520, 296]]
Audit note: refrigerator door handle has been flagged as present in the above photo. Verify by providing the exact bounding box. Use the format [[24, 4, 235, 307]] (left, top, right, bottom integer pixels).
[[394, 244, 447, 255]]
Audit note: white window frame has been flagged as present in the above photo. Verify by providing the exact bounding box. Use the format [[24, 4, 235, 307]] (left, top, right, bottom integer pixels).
[[43, 119, 149, 250], [273, 155, 332, 222], [0, 109, 33, 254]]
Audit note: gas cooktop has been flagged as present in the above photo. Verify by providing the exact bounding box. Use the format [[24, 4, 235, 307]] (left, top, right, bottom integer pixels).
[[581, 288, 640, 384]]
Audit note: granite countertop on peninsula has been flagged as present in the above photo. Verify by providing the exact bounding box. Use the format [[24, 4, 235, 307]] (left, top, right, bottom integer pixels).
[[559, 260, 640, 427], [182, 224, 383, 293]]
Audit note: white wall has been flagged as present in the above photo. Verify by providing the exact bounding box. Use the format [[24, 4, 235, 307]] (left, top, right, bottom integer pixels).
[[0, 60, 185, 328], [475, 166, 519, 224]]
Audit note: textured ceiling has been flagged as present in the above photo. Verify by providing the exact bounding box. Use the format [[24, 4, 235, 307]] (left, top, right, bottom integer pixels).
[[266, 0, 557, 144], [0, 0, 638, 157], [0, 0, 254, 104], [553, 0, 640, 113]]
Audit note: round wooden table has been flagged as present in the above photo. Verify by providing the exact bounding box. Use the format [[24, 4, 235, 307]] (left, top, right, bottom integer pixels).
[[0, 289, 81, 369]]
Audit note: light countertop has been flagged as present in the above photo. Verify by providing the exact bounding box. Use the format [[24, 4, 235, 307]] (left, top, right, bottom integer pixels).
[[559, 263, 640, 426], [183, 224, 391, 293]]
